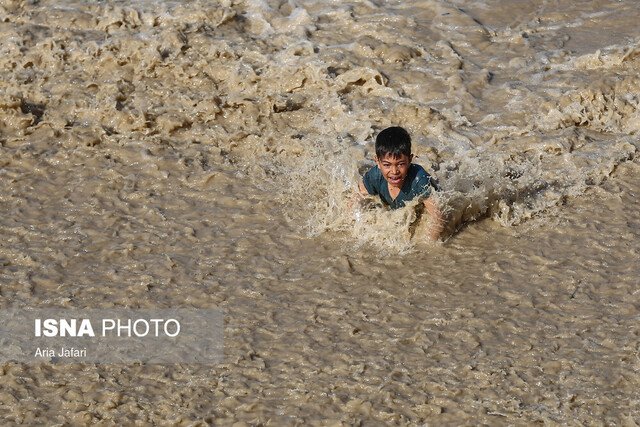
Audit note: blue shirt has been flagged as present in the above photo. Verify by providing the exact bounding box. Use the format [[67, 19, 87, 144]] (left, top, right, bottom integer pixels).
[[362, 164, 436, 209]]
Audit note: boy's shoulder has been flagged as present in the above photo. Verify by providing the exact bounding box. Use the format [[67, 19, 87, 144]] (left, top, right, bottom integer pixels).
[[415, 163, 441, 191], [362, 164, 384, 194], [407, 163, 434, 190], [364, 163, 382, 177], [410, 163, 428, 177]]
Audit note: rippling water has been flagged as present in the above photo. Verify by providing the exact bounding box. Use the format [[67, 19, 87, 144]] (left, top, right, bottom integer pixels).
[[1, 0, 639, 424]]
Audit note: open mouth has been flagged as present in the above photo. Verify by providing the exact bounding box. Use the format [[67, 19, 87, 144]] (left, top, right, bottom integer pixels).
[[388, 176, 402, 185]]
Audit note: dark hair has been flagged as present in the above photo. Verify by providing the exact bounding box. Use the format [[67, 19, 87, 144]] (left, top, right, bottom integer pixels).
[[375, 126, 411, 159]]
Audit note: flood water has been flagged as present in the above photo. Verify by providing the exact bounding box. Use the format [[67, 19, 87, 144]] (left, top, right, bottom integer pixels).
[[0, 0, 639, 424]]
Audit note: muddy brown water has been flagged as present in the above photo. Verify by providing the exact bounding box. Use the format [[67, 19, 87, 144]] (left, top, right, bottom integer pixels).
[[0, 0, 639, 424]]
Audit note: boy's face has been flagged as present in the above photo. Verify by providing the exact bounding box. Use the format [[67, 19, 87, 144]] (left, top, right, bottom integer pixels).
[[375, 153, 413, 189]]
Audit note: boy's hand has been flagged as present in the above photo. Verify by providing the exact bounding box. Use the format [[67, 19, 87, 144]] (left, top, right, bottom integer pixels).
[[423, 197, 445, 241]]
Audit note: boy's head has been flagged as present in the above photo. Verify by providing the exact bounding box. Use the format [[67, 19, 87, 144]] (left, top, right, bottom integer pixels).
[[375, 126, 411, 160], [374, 127, 414, 189]]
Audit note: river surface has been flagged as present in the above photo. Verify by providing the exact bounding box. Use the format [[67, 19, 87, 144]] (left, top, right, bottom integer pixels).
[[0, 0, 639, 424]]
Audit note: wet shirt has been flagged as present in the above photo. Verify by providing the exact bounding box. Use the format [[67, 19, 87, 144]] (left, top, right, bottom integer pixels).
[[362, 164, 437, 210]]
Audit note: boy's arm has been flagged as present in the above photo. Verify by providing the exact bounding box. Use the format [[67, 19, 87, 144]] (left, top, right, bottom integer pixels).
[[349, 180, 370, 211], [358, 180, 369, 196], [423, 196, 445, 240]]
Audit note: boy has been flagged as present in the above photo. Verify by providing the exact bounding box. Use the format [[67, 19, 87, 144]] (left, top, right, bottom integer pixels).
[[356, 126, 444, 240]]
